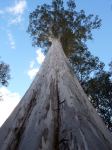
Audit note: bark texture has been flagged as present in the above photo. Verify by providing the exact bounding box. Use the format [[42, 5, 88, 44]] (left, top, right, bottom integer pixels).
[[0, 39, 112, 150]]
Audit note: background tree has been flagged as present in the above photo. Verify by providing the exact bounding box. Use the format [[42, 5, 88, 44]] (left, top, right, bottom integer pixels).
[[0, 59, 10, 100], [84, 70, 112, 132], [69, 47, 104, 84], [70, 49, 112, 132], [0, 60, 10, 87]]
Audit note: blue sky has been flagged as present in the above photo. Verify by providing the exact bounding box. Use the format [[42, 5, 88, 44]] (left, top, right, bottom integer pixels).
[[0, 0, 112, 126]]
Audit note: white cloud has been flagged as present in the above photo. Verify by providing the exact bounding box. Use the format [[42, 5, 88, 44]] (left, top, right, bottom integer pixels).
[[28, 68, 39, 80], [8, 32, 16, 49], [7, 0, 26, 15], [6, 0, 27, 24], [0, 87, 21, 127], [27, 60, 39, 79], [27, 48, 45, 80], [36, 48, 45, 64], [30, 60, 35, 68], [10, 15, 22, 24], [0, 0, 27, 25]]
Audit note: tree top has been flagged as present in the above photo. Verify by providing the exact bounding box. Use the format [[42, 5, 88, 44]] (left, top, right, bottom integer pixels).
[[27, 0, 101, 55]]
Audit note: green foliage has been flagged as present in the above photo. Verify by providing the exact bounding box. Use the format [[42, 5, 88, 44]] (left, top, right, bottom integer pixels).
[[27, 0, 101, 55], [85, 71, 112, 131], [0, 60, 10, 86], [69, 48, 104, 83]]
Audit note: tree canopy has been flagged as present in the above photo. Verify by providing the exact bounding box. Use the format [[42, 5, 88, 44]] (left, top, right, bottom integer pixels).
[[27, 0, 101, 55]]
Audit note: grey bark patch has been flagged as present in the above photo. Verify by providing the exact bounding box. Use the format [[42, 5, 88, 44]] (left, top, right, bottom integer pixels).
[[6, 90, 37, 150]]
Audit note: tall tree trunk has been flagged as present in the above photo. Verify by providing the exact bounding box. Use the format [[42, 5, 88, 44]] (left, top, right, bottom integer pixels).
[[0, 38, 112, 150]]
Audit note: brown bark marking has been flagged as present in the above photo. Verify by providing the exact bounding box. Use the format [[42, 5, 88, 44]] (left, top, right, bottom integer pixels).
[[38, 103, 50, 125], [49, 77, 60, 150], [39, 77, 60, 150], [7, 90, 37, 150], [39, 128, 49, 149]]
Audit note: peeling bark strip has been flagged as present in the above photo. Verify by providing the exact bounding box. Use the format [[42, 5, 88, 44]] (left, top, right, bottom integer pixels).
[[0, 38, 112, 150], [50, 79, 60, 150]]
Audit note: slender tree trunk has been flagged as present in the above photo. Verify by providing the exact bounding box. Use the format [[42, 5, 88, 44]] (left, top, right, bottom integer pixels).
[[0, 38, 112, 150]]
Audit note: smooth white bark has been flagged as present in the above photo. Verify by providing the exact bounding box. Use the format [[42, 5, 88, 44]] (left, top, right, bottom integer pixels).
[[0, 39, 112, 150]]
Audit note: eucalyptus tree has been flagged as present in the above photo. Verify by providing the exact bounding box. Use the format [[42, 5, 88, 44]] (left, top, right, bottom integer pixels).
[[0, 0, 112, 150]]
